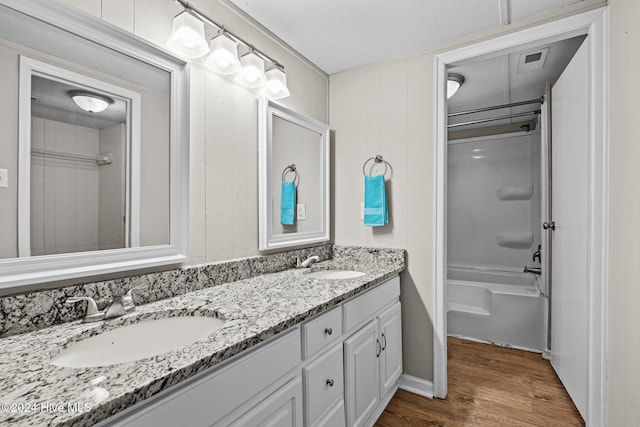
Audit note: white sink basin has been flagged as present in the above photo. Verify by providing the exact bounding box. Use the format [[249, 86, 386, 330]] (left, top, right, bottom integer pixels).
[[51, 316, 224, 368], [306, 270, 365, 280]]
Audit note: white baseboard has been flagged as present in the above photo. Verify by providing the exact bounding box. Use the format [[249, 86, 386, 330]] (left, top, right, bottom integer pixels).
[[397, 374, 434, 398]]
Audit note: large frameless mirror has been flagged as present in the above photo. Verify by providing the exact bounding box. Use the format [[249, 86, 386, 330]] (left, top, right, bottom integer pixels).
[[259, 98, 330, 250], [0, 0, 189, 290]]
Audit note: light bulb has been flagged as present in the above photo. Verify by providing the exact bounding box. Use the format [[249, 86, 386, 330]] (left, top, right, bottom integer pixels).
[[166, 11, 209, 59], [262, 68, 290, 99], [235, 52, 266, 88], [205, 34, 241, 74]]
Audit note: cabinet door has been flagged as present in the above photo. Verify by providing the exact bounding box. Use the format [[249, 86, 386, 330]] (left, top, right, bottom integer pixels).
[[378, 302, 402, 398], [229, 377, 302, 427], [344, 319, 380, 427]]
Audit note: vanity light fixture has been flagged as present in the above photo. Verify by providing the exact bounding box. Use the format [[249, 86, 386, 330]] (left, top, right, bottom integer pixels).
[[262, 67, 290, 100], [447, 73, 465, 99], [236, 51, 267, 88], [169, 0, 290, 99], [67, 90, 114, 113], [205, 33, 241, 74], [166, 10, 209, 59]]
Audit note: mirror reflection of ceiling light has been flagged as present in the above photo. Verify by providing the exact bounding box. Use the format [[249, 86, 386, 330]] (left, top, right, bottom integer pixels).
[[67, 90, 114, 113], [447, 73, 465, 99]]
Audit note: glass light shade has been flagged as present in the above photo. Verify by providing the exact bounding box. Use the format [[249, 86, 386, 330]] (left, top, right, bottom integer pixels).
[[235, 52, 267, 88], [447, 73, 465, 99], [262, 68, 290, 99], [205, 34, 241, 74], [68, 91, 113, 113], [166, 11, 209, 59]]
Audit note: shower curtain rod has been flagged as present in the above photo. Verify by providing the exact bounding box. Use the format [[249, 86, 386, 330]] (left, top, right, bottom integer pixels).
[[448, 97, 544, 118], [447, 110, 541, 129]]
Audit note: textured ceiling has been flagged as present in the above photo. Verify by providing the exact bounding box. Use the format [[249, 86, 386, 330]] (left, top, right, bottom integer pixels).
[[447, 35, 586, 130], [227, 0, 584, 74]]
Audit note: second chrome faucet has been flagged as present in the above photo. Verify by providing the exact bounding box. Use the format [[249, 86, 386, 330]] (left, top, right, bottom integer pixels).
[[66, 284, 148, 323]]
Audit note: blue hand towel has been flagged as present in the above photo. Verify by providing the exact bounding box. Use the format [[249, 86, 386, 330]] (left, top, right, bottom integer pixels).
[[281, 181, 296, 225], [364, 174, 388, 226]]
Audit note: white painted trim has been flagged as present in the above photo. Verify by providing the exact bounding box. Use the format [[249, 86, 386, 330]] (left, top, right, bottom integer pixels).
[[258, 98, 330, 251], [585, 9, 608, 427], [433, 55, 448, 399], [398, 374, 434, 399], [433, 8, 608, 424], [1, 0, 189, 289]]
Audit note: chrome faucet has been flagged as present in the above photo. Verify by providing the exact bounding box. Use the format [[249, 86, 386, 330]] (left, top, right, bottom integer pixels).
[[533, 244, 542, 263], [524, 266, 541, 275], [296, 255, 320, 269], [66, 284, 147, 323]]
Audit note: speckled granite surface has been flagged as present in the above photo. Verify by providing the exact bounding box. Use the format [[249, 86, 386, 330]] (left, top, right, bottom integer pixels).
[[0, 245, 332, 338], [0, 246, 405, 426]]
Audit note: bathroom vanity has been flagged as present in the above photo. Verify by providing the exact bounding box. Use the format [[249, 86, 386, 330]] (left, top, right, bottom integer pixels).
[[0, 247, 405, 427], [103, 276, 401, 427]]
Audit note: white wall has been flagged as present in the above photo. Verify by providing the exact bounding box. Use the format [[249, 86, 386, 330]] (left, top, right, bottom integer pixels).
[[57, 0, 329, 263], [608, 0, 640, 425], [98, 123, 125, 250], [30, 117, 100, 255], [330, 0, 607, 389]]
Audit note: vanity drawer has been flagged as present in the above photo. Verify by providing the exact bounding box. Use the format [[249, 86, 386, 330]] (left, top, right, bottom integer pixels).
[[343, 275, 399, 333], [302, 306, 342, 359], [303, 343, 344, 426]]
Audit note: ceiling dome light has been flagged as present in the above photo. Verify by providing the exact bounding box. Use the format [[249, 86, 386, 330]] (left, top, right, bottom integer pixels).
[[235, 51, 267, 88], [166, 10, 209, 59], [67, 90, 114, 113], [262, 67, 290, 100], [447, 73, 465, 99], [205, 33, 241, 74]]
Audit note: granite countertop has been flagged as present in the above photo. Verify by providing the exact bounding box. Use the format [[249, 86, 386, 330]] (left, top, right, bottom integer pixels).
[[0, 250, 404, 426]]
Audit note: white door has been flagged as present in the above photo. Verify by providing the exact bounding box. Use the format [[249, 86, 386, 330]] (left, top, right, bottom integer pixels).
[[549, 39, 589, 420], [378, 302, 403, 398]]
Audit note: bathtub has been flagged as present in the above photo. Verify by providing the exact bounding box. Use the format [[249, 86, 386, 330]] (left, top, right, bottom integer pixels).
[[447, 266, 546, 351]]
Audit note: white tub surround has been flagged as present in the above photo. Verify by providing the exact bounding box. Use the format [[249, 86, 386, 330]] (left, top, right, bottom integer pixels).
[[0, 246, 404, 427]]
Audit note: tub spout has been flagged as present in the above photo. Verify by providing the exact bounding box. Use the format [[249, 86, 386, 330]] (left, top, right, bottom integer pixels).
[[524, 266, 541, 275]]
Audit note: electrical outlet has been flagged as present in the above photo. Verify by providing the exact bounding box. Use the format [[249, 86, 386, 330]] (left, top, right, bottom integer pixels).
[[297, 203, 306, 220], [0, 169, 7, 188], [360, 202, 364, 221]]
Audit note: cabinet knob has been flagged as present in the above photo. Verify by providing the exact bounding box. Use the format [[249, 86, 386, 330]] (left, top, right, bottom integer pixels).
[[381, 333, 387, 351], [324, 327, 333, 335], [326, 379, 334, 387], [376, 339, 381, 358]]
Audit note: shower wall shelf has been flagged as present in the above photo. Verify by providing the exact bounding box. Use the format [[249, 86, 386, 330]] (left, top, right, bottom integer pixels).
[[496, 233, 533, 249], [496, 186, 533, 201], [31, 148, 112, 165]]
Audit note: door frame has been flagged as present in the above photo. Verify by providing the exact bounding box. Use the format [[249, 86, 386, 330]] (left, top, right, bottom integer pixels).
[[433, 7, 608, 425]]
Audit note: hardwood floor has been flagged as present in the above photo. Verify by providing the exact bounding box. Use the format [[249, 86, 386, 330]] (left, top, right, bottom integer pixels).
[[376, 337, 584, 426]]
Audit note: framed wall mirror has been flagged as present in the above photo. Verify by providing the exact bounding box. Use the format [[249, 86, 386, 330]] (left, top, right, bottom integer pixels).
[[259, 99, 330, 250], [0, 0, 189, 290]]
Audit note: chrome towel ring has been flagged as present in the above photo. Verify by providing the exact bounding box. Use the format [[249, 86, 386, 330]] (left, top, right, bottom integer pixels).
[[282, 164, 299, 186], [362, 154, 389, 177]]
